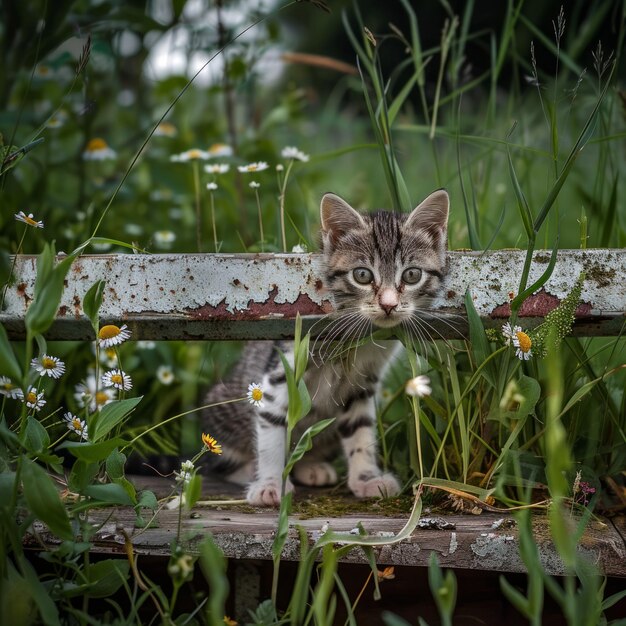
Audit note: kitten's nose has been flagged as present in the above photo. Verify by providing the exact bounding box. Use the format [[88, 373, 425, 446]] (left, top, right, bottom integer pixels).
[[379, 288, 399, 316]]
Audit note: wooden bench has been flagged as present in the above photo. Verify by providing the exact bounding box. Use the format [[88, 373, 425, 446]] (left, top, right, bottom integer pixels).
[[6, 249, 626, 618]]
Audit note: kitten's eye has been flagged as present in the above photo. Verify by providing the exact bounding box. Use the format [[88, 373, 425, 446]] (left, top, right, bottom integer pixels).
[[401, 267, 422, 284], [352, 267, 374, 285]]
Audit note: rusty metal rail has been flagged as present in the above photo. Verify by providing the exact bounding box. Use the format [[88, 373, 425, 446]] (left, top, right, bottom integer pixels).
[[2, 250, 625, 340]]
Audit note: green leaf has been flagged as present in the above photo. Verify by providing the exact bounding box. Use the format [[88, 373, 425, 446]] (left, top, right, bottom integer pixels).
[[0, 323, 21, 381], [428, 552, 457, 625], [24, 416, 50, 453], [6, 557, 61, 626], [272, 491, 292, 563], [84, 483, 135, 506], [68, 460, 99, 493], [59, 438, 128, 463], [136, 489, 157, 511], [85, 560, 130, 598], [25, 245, 79, 336], [91, 396, 143, 442], [284, 419, 335, 478], [185, 473, 202, 509], [82, 280, 106, 334], [198, 536, 229, 626], [105, 448, 126, 480], [21, 459, 73, 541], [464, 289, 497, 388]]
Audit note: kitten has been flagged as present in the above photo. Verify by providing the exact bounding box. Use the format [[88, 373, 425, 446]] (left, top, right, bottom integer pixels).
[[200, 190, 449, 506]]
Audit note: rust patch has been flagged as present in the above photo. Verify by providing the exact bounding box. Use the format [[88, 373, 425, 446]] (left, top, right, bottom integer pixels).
[[491, 289, 592, 319], [58, 305, 68, 316], [446, 289, 456, 299], [233, 278, 241, 286], [185, 287, 333, 320]]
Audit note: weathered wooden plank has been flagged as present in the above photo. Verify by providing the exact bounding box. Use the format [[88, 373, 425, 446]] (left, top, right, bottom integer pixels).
[[25, 476, 626, 577], [3, 249, 625, 340]]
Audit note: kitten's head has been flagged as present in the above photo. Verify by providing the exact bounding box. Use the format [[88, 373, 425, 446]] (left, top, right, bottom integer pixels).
[[320, 190, 449, 329]]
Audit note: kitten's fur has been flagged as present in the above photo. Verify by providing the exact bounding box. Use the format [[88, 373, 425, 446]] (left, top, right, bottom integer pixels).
[[201, 190, 449, 506]]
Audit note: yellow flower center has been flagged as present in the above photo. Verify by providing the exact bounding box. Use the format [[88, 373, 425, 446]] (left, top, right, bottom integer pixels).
[[96, 391, 110, 405], [248, 164, 258, 171], [516, 331, 532, 353], [99, 325, 121, 340], [209, 143, 227, 153], [24, 214, 39, 226], [42, 357, 56, 369], [111, 374, 123, 385], [2, 383, 13, 391], [86, 138, 108, 152], [105, 348, 117, 359], [72, 418, 83, 431], [27, 391, 37, 404], [187, 149, 202, 159], [251, 388, 263, 402]]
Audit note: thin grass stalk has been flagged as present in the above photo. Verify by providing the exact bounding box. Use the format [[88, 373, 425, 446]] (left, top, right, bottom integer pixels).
[[429, 17, 458, 140]]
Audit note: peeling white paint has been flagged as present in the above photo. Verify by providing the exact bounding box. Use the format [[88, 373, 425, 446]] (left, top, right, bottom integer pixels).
[[3, 250, 625, 340], [448, 531, 458, 554]]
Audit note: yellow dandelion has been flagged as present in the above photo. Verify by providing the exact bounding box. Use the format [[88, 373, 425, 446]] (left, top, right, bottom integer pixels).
[[202, 433, 222, 455]]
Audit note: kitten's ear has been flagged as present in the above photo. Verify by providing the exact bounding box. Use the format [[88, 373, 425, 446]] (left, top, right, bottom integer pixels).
[[320, 193, 365, 246], [404, 189, 449, 242]]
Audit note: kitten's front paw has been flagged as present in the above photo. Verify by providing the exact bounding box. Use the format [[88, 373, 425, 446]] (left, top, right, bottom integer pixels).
[[247, 478, 294, 506], [292, 461, 338, 487], [349, 472, 400, 498]]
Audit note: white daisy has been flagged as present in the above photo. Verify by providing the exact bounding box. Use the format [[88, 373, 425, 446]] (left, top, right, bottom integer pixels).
[[501, 322, 522, 345], [502, 322, 533, 360], [64, 412, 89, 441], [405, 375, 432, 398], [102, 369, 133, 391], [170, 148, 210, 162], [15, 211, 44, 228], [74, 376, 116, 412], [205, 163, 230, 174], [157, 365, 175, 385], [249, 181, 260, 189], [281, 146, 309, 162], [247, 382, 264, 407], [31, 355, 65, 379], [154, 230, 176, 249], [0, 376, 22, 399], [237, 161, 269, 173], [23, 386, 46, 411], [206, 182, 218, 191], [98, 324, 131, 348], [207, 143, 233, 158], [291, 243, 307, 253], [153, 121, 178, 137], [83, 138, 117, 161]]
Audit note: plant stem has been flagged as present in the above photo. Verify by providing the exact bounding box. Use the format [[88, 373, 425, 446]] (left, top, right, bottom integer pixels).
[[193, 160, 202, 252], [278, 159, 294, 252], [209, 190, 219, 253], [254, 187, 264, 251]]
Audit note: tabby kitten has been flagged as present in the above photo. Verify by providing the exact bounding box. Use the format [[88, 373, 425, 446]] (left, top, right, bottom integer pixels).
[[201, 189, 449, 506]]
